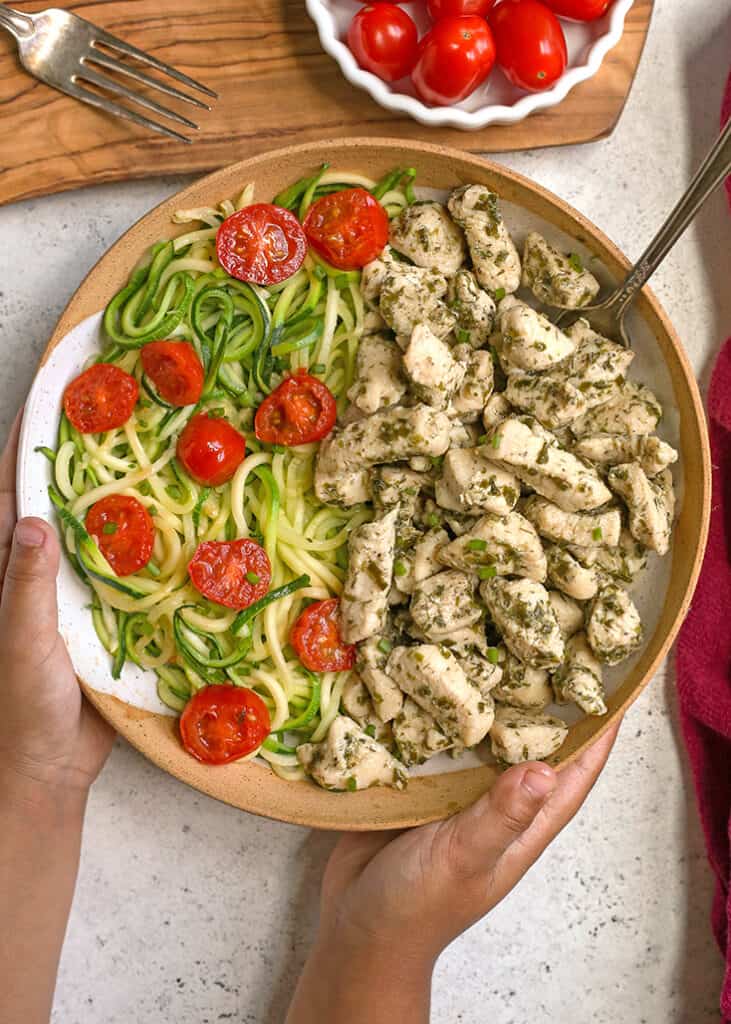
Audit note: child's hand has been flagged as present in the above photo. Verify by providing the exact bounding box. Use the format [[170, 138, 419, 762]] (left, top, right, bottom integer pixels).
[[0, 414, 114, 801]]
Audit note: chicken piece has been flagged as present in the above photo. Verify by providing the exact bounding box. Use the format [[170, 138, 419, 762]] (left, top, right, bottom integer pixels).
[[362, 308, 388, 335], [379, 264, 456, 347], [355, 637, 404, 723], [569, 529, 648, 586], [457, 651, 503, 699], [389, 200, 466, 276], [564, 319, 635, 386], [396, 527, 448, 595], [488, 417, 611, 512], [296, 715, 407, 791], [346, 334, 407, 415], [505, 372, 587, 429], [448, 417, 482, 450], [586, 583, 643, 665], [402, 324, 466, 409], [573, 434, 678, 477], [523, 496, 622, 548], [438, 511, 547, 581], [340, 510, 398, 644], [545, 544, 599, 601], [409, 570, 482, 641], [341, 676, 393, 744], [447, 185, 521, 295], [571, 382, 662, 438], [547, 590, 585, 638], [392, 697, 453, 767], [360, 245, 397, 306], [387, 644, 496, 746], [371, 465, 428, 550], [492, 652, 552, 710], [313, 465, 371, 507], [448, 269, 497, 349], [497, 300, 576, 374], [435, 447, 520, 516], [607, 463, 674, 555], [482, 393, 513, 432], [521, 232, 601, 309], [481, 578, 565, 669], [451, 347, 495, 422], [552, 633, 607, 716], [489, 706, 568, 764]]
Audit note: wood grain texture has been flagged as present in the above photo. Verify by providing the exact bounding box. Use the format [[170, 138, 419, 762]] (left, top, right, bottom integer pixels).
[[31, 139, 710, 831], [0, 0, 653, 206]]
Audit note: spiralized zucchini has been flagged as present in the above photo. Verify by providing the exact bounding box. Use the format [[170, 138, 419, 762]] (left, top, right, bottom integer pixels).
[[47, 165, 417, 780]]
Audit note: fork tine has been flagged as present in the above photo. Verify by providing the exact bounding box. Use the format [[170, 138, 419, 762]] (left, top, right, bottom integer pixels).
[[75, 67, 199, 130], [86, 51, 211, 111], [90, 26, 218, 99], [64, 79, 192, 144]]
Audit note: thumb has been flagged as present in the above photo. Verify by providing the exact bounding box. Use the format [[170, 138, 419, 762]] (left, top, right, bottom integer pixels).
[[443, 762, 557, 881], [0, 518, 61, 663]]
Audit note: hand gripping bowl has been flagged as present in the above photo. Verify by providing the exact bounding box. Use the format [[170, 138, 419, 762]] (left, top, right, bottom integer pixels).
[[17, 139, 710, 831]]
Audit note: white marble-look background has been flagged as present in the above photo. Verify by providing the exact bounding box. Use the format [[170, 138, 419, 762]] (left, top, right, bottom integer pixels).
[[1, 0, 729, 1020]]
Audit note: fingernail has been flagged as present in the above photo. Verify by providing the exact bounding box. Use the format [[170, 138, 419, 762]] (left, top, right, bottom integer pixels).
[[15, 520, 46, 548], [521, 765, 556, 799]]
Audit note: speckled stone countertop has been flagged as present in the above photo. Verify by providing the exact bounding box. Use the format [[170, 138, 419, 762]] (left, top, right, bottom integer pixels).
[[1, 1, 729, 1020]]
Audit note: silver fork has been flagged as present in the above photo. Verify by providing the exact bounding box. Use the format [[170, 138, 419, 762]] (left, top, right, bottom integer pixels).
[[0, 4, 217, 144], [552, 116, 731, 345]]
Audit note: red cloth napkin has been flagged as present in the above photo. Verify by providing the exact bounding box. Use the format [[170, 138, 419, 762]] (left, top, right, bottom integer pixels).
[[675, 72, 731, 1022]]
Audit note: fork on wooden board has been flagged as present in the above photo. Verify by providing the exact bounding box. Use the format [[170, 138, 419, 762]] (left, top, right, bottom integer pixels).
[[0, 4, 217, 142]]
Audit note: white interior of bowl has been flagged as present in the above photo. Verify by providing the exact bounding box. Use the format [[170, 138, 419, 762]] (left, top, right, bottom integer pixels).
[[305, 0, 635, 129]]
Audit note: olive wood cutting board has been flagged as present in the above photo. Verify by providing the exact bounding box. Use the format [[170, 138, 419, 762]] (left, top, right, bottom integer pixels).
[[0, 0, 653, 205]]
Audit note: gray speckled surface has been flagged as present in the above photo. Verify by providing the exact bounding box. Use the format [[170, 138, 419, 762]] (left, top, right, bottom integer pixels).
[[1, 0, 729, 1020]]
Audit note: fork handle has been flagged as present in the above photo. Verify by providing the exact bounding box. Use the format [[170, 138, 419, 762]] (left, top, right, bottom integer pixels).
[[0, 4, 34, 38], [612, 115, 731, 319]]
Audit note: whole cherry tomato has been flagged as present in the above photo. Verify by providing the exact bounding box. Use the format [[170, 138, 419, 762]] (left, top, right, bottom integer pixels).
[[180, 685, 271, 765], [290, 598, 356, 673], [303, 188, 389, 270], [254, 371, 337, 447], [216, 204, 308, 286], [85, 494, 155, 577], [427, 0, 496, 20], [188, 537, 272, 610], [176, 412, 246, 487], [63, 363, 139, 434], [490, 0, 567, 92], [347, 3, 419, 83], [543, 0, 613, 19], [412, 15, 496, 106], [141, 340, 204, 407]]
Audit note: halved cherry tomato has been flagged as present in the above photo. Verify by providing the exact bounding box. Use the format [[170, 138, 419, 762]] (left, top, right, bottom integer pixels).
[[180, 685, 271, 765], [427, 0, 496, 20], [254, 371, 337, 447], [412, 15, 496, 106], [216, 204, 308, 286], [290, 598, 356, 673], [543, 0, 613, 19], [63, 363, 139, 434], [85, 494, 155, 577], [141, 340, 204, 407], [347, 4, 419, 84], [303, 188, 389, 270], [176, 412, 246, 487], [490, 0, 567, 92], [188, 538, 271, 610]]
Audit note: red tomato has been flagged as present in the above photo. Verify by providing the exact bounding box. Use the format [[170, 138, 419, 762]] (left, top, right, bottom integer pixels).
[[85, 494, 155, 577], [412, 16, 496, 106], [303, 188, 389, 270], [140, 340, 204, 407], [63, 363, 139, 434], [427, 0, 496, 20], [180, 685, 271, 765], [543, 0, 613, 19], [254, 371, 337, 447], [347, 3, 419, 83], [490, 0, 567, 92], [216, 204, 308, 286], [176, 412, 246, 487], [290, 598, 356, 673], [188, 538, 271, 610]]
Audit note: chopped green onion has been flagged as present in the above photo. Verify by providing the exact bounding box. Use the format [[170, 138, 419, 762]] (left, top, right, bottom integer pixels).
[[393, 560, 407, 577], [246, 571, 261, 585], [455, 328, 471, 345], [592, 527, 603, 541], [478, 565, 497, 580], [467, 538, 487, 552], [477, 434, 488, 445], [146, 562, 161, 578], [486, 646, 500, 664], [569, 252, 584, 273], [494, 287, 506, 301], [377, 637, 392, 655], [346, 776, 358, 792], [492, 434, 501, 449], [364, 724, 376, 739], [102, 522, 118, 535], [426, 513, 441, 528]]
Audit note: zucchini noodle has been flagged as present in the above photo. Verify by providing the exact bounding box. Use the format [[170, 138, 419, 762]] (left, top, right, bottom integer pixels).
[[47, 166, 418, 781]]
